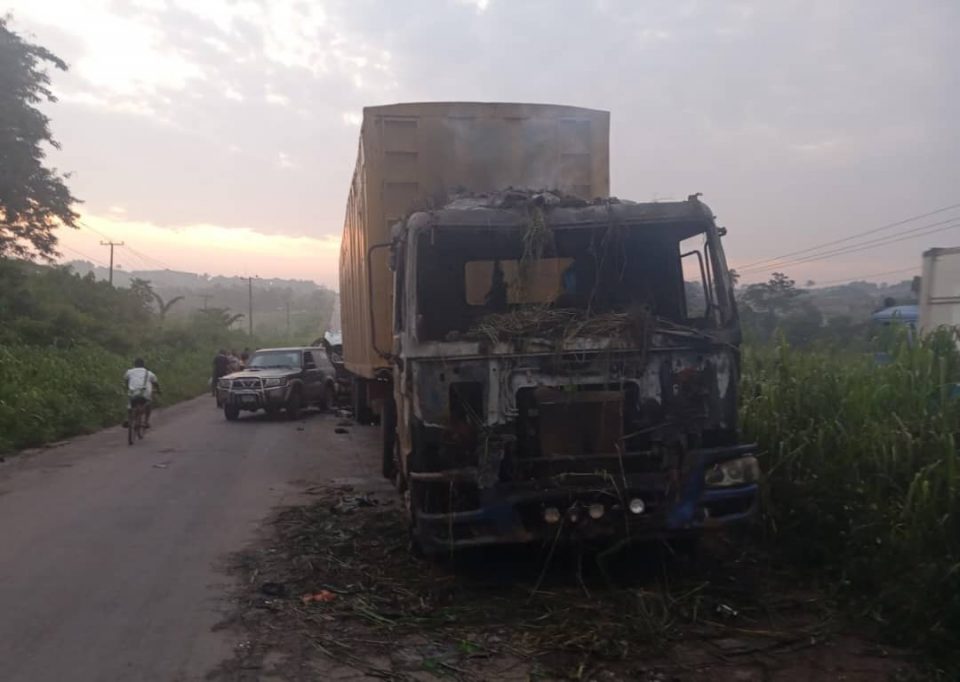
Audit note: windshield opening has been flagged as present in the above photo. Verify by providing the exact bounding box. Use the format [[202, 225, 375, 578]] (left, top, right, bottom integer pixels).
[[246, 350, 301, 369], [416, 222, 727, 342]]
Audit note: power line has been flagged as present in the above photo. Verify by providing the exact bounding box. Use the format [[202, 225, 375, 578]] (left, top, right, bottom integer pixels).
[[739, 218, 960, 275], [59, 244, 109, 268], [122, 243, 174, 271], [735, 201, 960, 272], [810, 266, 920, 288], [77, 219, 174, 271], [78, 220, 114, 241]]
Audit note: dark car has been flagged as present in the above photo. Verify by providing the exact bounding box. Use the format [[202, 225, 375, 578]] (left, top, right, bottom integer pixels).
[[217, 347, 337, 421]]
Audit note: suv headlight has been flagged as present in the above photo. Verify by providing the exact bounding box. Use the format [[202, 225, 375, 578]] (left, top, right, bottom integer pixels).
[[263, 377, 288, 388], [705, 456, 759, 488], [218, 378, 231, 389]]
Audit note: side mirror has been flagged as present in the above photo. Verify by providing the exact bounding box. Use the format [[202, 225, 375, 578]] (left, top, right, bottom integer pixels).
[[717, 226, 728, 237]]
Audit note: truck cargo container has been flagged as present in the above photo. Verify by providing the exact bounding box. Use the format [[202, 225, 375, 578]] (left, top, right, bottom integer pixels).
[[339, 102, 609, 420]]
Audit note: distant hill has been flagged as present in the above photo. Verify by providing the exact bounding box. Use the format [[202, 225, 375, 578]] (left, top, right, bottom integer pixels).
[[65, 260, 337, 339], [804, 279, 916, 320]]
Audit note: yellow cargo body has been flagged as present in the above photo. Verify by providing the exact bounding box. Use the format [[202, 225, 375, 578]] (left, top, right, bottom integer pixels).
[[339, 101, 610, 380]]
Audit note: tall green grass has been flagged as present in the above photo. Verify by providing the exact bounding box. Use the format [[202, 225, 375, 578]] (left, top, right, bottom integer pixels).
[[0, 344, 214, 453], [742, 332, 960, 656]]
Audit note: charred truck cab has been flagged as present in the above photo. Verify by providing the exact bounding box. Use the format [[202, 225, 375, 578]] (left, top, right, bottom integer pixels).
[[378, 192, 759, 554]]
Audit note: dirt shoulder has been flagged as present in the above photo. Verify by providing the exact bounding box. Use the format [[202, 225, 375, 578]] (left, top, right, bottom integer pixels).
[[211, 479, 918, 681]]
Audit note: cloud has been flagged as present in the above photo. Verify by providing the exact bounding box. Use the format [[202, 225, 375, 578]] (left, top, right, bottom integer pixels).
[[13, 0, 204, 103], [265, 92, 290, 107], [11, 0, 960, 286], [457, 0, 491, 13]]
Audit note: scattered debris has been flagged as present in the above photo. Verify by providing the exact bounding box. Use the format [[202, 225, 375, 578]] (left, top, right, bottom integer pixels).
[[152, 462, 169, 469], [716, 603, 740, 618], [301, 590, 337, 605], [259, 582, 287, 598], [333, 494, 377, 513], [211, 485, 914, 681], [334, 427, 349, 435]]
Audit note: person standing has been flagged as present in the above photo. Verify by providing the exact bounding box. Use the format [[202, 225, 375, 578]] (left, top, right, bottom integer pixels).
[[212, 349, 229, 398]]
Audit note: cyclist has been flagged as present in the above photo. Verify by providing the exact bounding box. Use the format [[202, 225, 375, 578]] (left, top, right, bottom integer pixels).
[[124, 358, 160, 428]]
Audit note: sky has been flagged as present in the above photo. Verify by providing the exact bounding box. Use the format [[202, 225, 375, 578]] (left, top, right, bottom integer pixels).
[[7, 0, 960, 288]]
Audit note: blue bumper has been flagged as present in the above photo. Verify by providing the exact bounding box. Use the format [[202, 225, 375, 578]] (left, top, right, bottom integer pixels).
[[413, 444, 759, 553]]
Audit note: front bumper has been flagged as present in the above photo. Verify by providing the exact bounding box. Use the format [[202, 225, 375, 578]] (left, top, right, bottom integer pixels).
[[218, 386, 289, 410], [411, 444, 759, 553]]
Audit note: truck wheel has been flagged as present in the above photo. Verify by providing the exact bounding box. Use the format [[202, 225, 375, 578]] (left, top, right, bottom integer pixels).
[[286, 389, 302, 420], [224, 404, 240, 421], [381, 395, 397, 480], [352, 378, 373, 424], [404, 485, 427, 559]]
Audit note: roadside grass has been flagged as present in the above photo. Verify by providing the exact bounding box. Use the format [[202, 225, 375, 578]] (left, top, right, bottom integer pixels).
[[741, 331, 960, 665], [0, 344, 213, 454]]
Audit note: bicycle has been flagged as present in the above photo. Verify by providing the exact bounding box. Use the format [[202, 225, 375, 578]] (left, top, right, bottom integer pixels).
[[128, 397, 148, 445]]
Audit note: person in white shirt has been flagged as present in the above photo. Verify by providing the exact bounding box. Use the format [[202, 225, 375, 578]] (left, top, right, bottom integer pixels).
[[124, 358, 160, 428]]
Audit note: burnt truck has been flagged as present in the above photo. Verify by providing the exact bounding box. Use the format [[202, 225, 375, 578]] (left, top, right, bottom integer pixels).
[[339, 102, 758, 554]]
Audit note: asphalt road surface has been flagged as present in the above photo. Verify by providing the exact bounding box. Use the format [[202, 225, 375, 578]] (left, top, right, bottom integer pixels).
[[0, 396, 379, 682]]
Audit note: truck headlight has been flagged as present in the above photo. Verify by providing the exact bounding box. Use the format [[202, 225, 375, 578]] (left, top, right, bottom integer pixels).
[[218, 379, 231, 389], [263, 377, 287, 388], [705, 456, 759, 488]]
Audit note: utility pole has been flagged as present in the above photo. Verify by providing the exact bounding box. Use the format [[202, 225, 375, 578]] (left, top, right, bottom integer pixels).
[[100, 241, 124, 285], [246, 276, 256, 337]]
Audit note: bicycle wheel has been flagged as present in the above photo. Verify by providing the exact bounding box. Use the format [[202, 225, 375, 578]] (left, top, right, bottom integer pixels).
[[128, 408, 135, 446], [136, 408, 146, 440]]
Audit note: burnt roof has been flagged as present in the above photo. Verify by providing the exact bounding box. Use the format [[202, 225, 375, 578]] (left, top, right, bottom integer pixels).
[[405, 192, 715, 231]]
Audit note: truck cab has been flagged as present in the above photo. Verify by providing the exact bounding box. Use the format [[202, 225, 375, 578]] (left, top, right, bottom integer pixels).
[[381, 191, 759, 554]]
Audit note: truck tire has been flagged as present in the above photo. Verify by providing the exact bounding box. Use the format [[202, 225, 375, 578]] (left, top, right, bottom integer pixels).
[[224, 403, 240, 421], [381, 395, 397, 480], [352, 378, 373, 424]]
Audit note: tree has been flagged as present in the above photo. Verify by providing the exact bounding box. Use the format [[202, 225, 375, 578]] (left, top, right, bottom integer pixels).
[[0, 17, 79, 259], [740, 272, 802, 316], [195, 307, 245, 329], [151, 291, 185, 323]]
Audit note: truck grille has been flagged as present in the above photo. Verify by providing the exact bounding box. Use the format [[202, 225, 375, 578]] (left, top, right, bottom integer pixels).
[[232, 378, 262, 390]]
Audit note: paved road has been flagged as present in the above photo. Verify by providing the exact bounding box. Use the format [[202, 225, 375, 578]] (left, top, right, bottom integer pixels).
[[0, 397, 379, 682]]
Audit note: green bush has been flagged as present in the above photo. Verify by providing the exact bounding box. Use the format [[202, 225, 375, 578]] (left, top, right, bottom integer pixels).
[[742, 332, 960, 658], [0, 344, 214, 453], [0, 258, 283, 453]]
